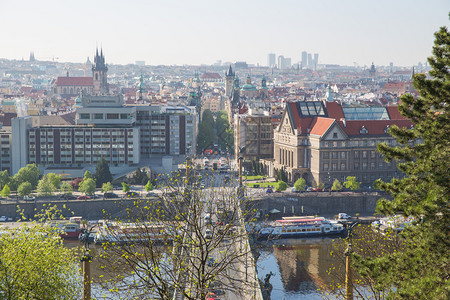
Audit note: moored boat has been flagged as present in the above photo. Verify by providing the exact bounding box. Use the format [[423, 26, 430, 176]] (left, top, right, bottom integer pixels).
[[258, 216, 345, 239], [94, 221, 175, 244]]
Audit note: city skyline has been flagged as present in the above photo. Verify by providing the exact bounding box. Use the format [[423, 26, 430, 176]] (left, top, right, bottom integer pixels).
[[0, 0, 449, 67]]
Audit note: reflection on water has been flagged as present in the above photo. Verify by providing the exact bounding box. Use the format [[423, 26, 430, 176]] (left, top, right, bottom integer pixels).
[[67, 237, 346, 299], [257, 238, 344, 299]]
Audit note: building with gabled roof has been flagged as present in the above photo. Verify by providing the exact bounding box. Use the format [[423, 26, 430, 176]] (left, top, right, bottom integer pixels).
[[263, 100, 412, 187]]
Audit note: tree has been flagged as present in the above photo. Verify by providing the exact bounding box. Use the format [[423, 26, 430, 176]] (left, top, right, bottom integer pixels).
[[294, 178, 306, 192], [352, 25, 450, 299], [0, 170, 11, 190], [37, 174, 57, 197], [17, 182, 33, 197], [343, 176, 361, 191], [331, 179, 343, 191], [46, 173, 62, 190], [95, 157, 113, 188], [13, 164, 40, 189], [276, 180, 287, 192], [96, 171, 260, 300], [133, 167, 143, 185], [83, 170, 92, 179], [275, 168, 288, 183], [1, 184, 11, 198], [121, 182, 130, 193], [145, 180, 154, 192], [0, 208, 81, 298], [102, 182, 113, 193], [60, 182, 74, 194], [78, 178, 96, 196]]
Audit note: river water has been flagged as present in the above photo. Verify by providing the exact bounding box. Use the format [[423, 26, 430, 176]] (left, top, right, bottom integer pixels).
[[68, 235, 346, 299], [256, 237, 344, 299]]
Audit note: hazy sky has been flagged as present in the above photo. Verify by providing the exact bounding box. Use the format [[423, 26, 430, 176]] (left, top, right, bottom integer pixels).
[[0, 0, 449, 66]]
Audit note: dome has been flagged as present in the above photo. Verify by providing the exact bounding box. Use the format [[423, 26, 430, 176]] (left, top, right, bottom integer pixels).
[[241, 84, 257, 91], [74, 96, 82, 107]]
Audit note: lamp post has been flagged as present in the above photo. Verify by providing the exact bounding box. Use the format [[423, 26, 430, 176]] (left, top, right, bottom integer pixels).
[[79, 226, 96, 300], [345, 222, 358, 300]]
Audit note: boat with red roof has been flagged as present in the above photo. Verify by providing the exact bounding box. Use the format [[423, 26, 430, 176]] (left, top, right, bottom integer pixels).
[[258, 216, 345, 239]]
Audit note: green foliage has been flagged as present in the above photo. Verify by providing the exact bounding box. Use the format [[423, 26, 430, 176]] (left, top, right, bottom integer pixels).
[[83, 170, 92, 179], [275, 167, 288, 182], [276, 180, 287, 192], [13, 164, 40, 189], [95, 157, 113, 188], [0, 170, 11, 190], [343, 176, 361, 190], [0, 213, 81, 298], [197, 121, 215, 152], [331, 178, 343, 191], [353, 25, 450, 299], [216, 110, 233, 153], [122, 182, 130, 193], [294, 178, 306, 191], [17, 182, 32, 197], [145, 180, 154, 192], [78, 178, 96, 195], [1, 184, 11, 198], [102, 182, 113, 193], [47, 173, 62, 190], [60, 182, 74, 194], [37, 174, 57, 196]]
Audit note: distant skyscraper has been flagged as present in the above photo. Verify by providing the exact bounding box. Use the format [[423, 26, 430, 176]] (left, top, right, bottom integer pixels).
[[314, 53, 319, 70], [285, 58, 292, 69], [307, 53, 313, 69], [301, 51, 307, 69], [278, 55, 285, 69], [267, 53, 276, 68], [29, 51, 35, 62]]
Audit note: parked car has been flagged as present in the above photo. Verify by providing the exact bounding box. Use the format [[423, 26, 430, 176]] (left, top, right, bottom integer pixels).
[[126, 191, 139, 198], [60, 194, 77, 200], [77, 195, 92, 200], [0, 216, 7, 222], [23, 195, 36, 201], [266, 188, 273, 193], [103, 192, 119, 199], [338, 213, 352, 220], [145, 192, 158, 198]]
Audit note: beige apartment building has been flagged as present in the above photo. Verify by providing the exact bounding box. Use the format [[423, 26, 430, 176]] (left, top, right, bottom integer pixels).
[[264, 101, 411, 187], [234, 109, 273, 163]]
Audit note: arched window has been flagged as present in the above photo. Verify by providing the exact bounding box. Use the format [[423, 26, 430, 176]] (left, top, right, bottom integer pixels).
[[95, 73, 98, 80]]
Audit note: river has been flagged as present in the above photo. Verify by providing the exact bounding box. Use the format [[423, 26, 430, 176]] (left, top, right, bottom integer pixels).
[[256, 237, 344, 299]]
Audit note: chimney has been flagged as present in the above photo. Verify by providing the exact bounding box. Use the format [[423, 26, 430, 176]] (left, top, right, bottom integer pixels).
[[340, 118, 346, 127]]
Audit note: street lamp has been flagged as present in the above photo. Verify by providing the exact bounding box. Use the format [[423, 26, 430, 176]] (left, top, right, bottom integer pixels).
[[79, 225, 97, 300], [345, 221, 359, 300]]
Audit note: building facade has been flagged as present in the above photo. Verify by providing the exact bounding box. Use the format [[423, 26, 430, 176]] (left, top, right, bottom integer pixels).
[[234, 109, 273, 163], [266, 101, 411, 187]]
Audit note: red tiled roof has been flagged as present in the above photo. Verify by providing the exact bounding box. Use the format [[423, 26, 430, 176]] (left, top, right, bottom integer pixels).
[[200, 73, 222, 80], [342, 119, 412, 136], [386, 106, 407, 120], [325, 101, 345, 120], [309, 117, 335, 135], [54, 77, 93, 86]]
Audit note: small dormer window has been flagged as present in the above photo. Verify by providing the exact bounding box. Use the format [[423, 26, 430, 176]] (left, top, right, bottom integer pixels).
[[333, 132, 338, 139], [384, 125, 390, 134], [360, 126, 368, 134]]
